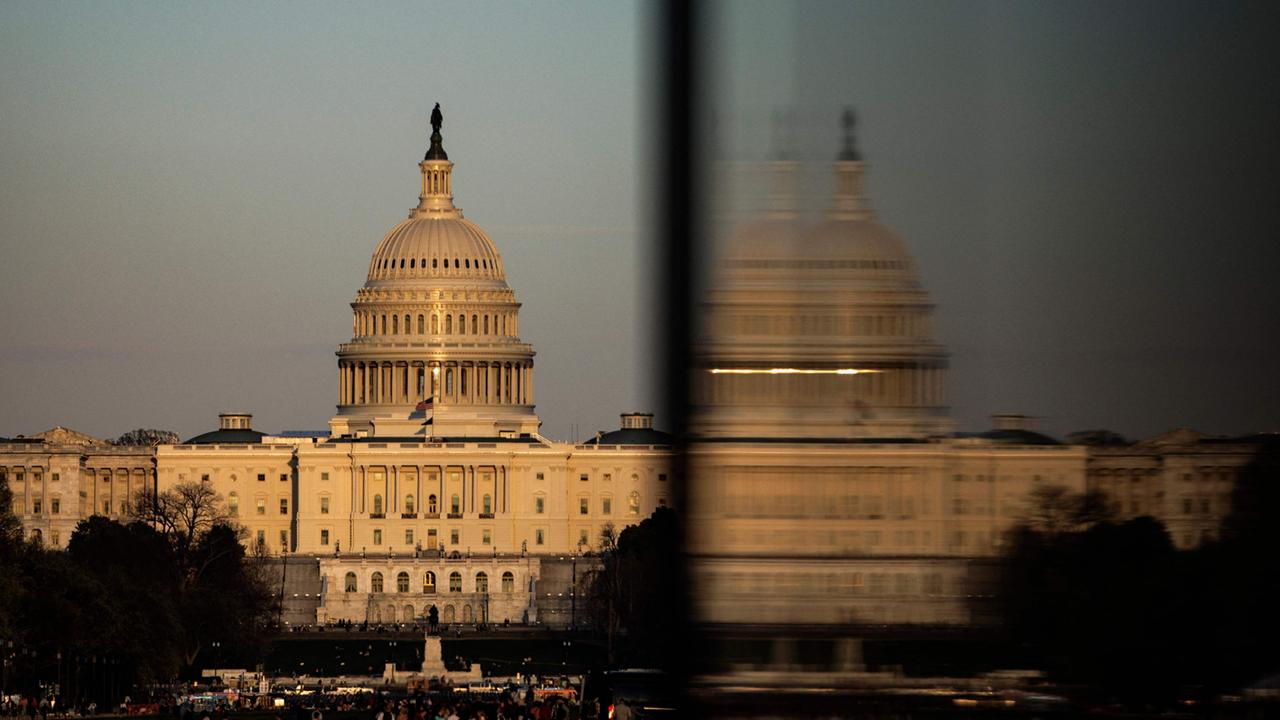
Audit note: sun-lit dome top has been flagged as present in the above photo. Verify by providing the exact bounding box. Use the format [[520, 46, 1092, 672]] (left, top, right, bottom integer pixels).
[[367, 216, 506, 282], [332, 104, 541, 442], [363, 104, 509, 285]]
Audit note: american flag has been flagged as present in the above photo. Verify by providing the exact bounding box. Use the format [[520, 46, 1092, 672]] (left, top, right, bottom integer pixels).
[[415, 397, 433, 412]]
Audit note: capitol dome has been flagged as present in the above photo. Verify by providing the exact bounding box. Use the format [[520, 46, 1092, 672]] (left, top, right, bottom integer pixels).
[[366, 215, 507, 284], [330, 105, 539, 440]]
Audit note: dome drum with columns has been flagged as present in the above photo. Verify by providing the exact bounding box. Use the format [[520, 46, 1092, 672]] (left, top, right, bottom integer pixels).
[[331, 107, 539, 439]]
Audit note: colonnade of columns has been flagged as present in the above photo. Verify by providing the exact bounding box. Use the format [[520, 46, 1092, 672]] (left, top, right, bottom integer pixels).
[[85, 467, 152, 518], [2, 465, 153, 519], [352, 309, 516, 339], [338, 359, 533, 407], [353, 464, 508, 518]]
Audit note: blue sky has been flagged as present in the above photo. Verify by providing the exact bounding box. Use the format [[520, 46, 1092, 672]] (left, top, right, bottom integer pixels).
[[1, 1, 1276, 441]]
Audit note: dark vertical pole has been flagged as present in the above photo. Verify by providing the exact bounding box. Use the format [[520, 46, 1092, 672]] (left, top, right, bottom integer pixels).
[[658, 0, 698, 710]]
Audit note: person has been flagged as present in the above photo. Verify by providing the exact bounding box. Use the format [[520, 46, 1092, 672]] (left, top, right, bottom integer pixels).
[[610, 698, 631, 720]]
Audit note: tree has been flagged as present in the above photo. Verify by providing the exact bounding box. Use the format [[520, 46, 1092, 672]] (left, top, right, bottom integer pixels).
[[1022, 484, 1111, 536], [113, 428, 180, 446], [0, 482, 26, 639], [583, 508, 683, 667], [129, 481, 276, 670], [132, 481, 231, 571]]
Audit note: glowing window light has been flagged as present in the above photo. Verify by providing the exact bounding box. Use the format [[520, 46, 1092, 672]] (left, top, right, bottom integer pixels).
[[707, 368, 882, 375]]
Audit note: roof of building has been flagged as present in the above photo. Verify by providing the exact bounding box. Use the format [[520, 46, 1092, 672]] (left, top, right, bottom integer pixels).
[[956, 428, 1062, 446], [30, 426, 106, 446], [583, 428, 675, 446], [184, 428, 268, 445]]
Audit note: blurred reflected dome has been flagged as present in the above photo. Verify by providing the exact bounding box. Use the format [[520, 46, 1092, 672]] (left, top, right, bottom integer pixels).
[[694, 140, 951, 440]]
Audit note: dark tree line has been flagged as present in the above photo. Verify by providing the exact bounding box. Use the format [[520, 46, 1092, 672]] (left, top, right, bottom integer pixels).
[[996, 438, 1280, 704], [0, 481, 276, 702], [581, 507, 683, 668]]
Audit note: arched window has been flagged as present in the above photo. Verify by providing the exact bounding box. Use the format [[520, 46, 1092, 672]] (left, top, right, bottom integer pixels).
[[418, 315, 425, 334], [443, 605, 455, 623], [381, 314, 387, 334], [227, 492, 239, 516], [410, 258, 415, 268], [428, 494, 438, 513], [432, 314, 439, 334], [404, 314, 411, 334], [629, 491, 640, 516], [483, 316, 489, 334], [404, 494, 416, 514], [391, 315, 398, 334], [386, 605, 397, 622], [372, 495, 383, 515], [465, 258, 470, 269], [371, 572, 384, 593], [459, 314, 467, 335], [424, 571, 437, 593], [454, 258, 459, 268], [446, 315, 453, 334], [345, 572, 358, 592], [449, 571, 462, 593], [462, 605, 473, 622], [450, 494, 460, 514], [482, 494, 492, 514], [445, 368, 454, 395], [404, 603, 415, 621], [471, 315, 478, 334], [501, 571, 515, 593], [433, 258, 439, 269], [397, 571, 410, 593], [475, 572, 488, 593]]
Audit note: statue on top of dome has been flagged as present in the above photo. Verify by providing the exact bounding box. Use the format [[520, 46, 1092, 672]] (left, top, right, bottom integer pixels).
[[425, 103, 448, 161], [839, 107, 862, 162]]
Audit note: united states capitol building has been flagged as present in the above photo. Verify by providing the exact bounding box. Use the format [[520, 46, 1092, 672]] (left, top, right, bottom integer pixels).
[[0, 109, 1265, 641]]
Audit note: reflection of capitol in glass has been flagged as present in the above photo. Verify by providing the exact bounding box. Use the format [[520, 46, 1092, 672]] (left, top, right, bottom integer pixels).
[[687, 114, 1089, 679]]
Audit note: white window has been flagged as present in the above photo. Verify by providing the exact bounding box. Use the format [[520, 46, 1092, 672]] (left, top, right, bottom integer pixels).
[[320, 496, 330, 514], [535, 496, 545, 514], [405, 529, 414, 545], [535, 528, 545, 545], [320, 529, 330, 546], [373, 529, 383, 545], [602, 497, 612, 515], [579, 497, 589, 515]]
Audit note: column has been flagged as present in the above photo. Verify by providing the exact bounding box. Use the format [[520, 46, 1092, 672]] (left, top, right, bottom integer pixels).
[[527, 364, 533, 405], [392, 466, 399, 513]]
